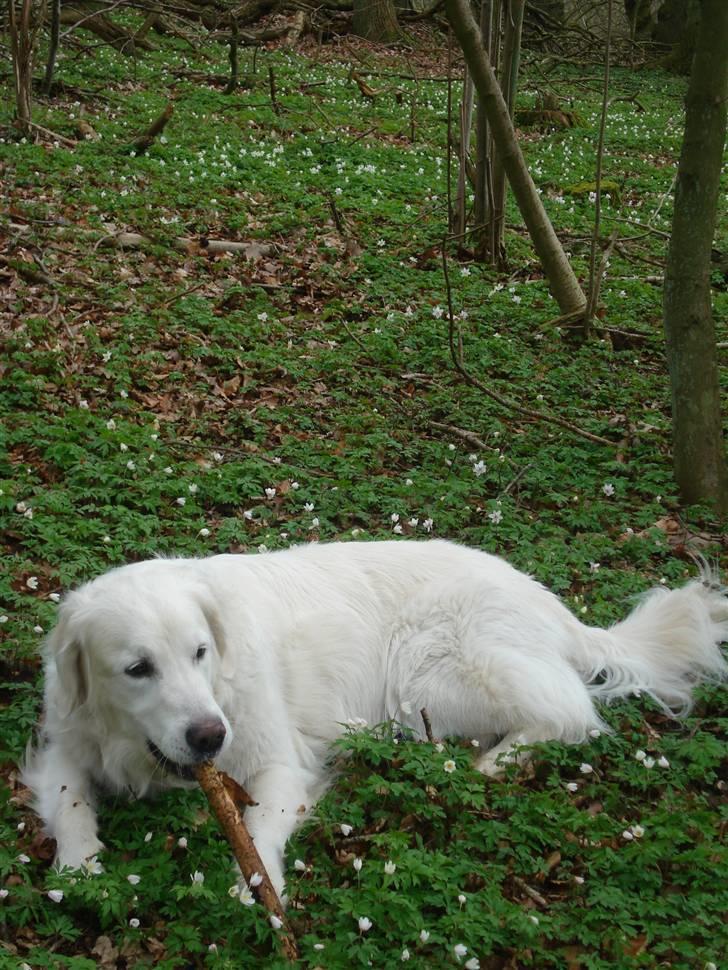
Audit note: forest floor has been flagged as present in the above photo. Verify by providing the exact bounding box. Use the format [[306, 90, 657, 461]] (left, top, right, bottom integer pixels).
[[1, 19, 726, 970]]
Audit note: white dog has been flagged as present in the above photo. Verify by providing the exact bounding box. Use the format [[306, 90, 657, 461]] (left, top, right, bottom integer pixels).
[[24, 540, 727, 897]]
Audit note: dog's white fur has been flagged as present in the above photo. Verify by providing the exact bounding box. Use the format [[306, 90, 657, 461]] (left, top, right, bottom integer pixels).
[[24, 540, 727, 896]]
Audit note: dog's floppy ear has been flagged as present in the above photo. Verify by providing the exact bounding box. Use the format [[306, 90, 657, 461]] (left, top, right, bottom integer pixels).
[[46, 595, 89, 718], [199, 597, 235, 676]]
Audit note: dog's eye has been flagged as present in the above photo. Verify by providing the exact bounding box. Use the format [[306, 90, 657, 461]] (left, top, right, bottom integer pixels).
[[195, 646, 207, 662], [125, 659, 154, 678]]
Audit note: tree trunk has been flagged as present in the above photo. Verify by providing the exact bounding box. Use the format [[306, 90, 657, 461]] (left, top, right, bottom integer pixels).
[[445, 0, 586, 314], [9, 0, 40, 134], [663, 0, 728, 513], [490, 0, 525, 261], [473, 0, 498, 263], [352, 0, 400, 42], [454, 71, 474, 236], [43, 0, 61, 94]]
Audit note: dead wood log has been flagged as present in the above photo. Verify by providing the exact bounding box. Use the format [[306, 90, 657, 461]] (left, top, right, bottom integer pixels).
[[195, 762, 298, 962], [107, 231, 271, 258], [128, 102, 174, 154], [134, 6, 162, 41], [282, 9, 306, 46], [59, 6, 157, 54]]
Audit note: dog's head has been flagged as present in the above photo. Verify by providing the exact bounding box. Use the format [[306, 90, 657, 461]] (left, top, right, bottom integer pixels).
[[45, 560, 233, 783]]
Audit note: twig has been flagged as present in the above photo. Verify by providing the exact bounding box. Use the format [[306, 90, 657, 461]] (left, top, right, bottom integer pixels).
[[26, 122, 76, 148], [513, 875, 548, 908], [430, 421, 488, 451], [585, 0, 612, 335], [502, 462, 533, 496], [268, 65, 280, 114], [441, 242, 614, 448], [420, 707, 435, 743], [158, 279, 209, 308], [341, 320, 368, 352], [195, 762, 298, 961]]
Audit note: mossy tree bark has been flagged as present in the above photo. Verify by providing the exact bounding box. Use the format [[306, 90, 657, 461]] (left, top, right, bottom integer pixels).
[[352, 0, 400, 43], [663, 0, 728, 513]]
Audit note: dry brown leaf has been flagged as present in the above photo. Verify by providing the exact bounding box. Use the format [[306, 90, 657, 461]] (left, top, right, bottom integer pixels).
[[91, 936, 119, 968]]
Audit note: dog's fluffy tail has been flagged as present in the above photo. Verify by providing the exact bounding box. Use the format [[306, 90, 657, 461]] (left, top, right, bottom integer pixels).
[[576, 566, 728, 715]]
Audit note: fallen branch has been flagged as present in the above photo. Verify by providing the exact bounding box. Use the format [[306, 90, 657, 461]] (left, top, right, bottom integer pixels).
[[430, 421, 488, 452], [59, 4, 155, 55], [442, 243, 614, 448], [94, 230, 272, 258], [128, 102, 174, 154], [195, 762, 298, 961], [513, 875, 548, 908], [26, 121, 77, 149]]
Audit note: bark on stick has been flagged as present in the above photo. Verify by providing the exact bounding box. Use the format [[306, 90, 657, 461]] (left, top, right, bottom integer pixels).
[[195, 761, 298, 961]]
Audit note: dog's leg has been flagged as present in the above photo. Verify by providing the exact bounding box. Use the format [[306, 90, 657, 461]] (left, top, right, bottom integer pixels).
[[242, 764, 314, 900], [29, 744, 104, 870], [475, 729, 551, 777]]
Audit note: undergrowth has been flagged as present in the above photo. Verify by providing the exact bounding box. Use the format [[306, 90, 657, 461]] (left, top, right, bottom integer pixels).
[[1, 22, 726, 970]]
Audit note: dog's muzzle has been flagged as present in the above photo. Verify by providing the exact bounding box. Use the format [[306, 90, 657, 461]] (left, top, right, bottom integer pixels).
[[146, 740, 200, 781]]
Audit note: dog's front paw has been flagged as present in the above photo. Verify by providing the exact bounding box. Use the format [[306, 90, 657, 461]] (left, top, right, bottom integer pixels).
[[233, 863, 287, 908], [55, 837, 105, 874]]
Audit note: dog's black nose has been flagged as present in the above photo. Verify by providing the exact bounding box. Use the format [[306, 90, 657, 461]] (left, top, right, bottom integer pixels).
[[186, 718, 226, 757]]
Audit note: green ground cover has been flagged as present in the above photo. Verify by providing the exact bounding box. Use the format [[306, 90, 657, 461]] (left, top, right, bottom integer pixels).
[[1, 26, 726, 970]]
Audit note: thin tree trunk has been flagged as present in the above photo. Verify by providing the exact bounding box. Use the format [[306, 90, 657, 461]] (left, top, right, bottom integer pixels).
[[584, 0, 612, 338], [352, 0, 399, 42], [445, 0, 586, 314], [43, 0, 61, 94], [225, 14, 239, 94], [473, 0, 496, 263], [663, 0, 728, 513], [9, 0, 39, 133], [455, 72, 474, 237], [491, 0, 525, 263]]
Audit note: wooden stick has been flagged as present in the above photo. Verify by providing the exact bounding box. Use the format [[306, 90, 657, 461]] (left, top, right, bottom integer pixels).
[[194, 762, 298, 962], [420, 707, 435, 743]]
